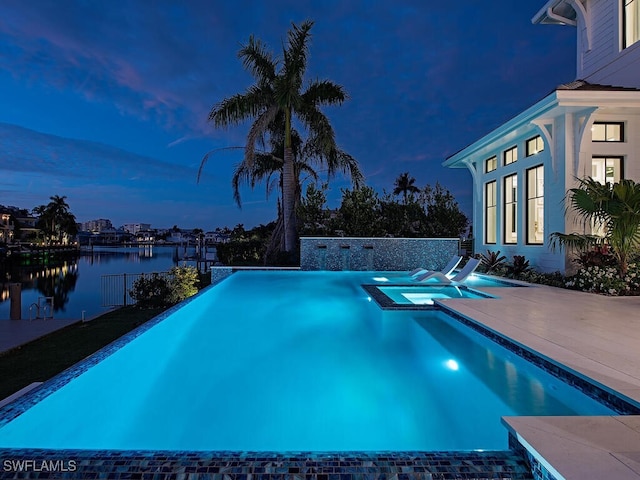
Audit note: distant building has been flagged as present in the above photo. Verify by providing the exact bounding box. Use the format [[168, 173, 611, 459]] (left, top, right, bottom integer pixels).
[[0, 209, 13, 243], [167, 231, 188, 244], [94, 228, 131, 245], [81, 219, 113, 232], [135, 230, 155, 243], [0, 206, 39, 243], [444, 0, 640, 274], [205, 231, 230, 244], [123, 223, 151, 234], [14, 214, 38, 241]]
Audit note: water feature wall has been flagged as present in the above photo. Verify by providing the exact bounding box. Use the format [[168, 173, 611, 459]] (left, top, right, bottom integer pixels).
[[300, 237, 460, 271]]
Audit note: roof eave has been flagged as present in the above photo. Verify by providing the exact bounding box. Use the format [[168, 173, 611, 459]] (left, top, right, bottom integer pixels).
[[532, 0, 576, 25], [443, 88, 640, 168], [443, 92, 559, 168]]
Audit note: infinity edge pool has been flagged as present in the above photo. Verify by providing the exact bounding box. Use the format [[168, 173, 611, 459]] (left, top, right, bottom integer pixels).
[[1, 268, 638, 479]]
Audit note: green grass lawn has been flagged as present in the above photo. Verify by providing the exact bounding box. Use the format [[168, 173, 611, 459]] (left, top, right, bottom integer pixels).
[[0, 306, 165, 401]]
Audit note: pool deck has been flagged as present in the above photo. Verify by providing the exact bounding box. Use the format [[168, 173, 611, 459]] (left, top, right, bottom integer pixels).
[[440, 281, 640, 480]]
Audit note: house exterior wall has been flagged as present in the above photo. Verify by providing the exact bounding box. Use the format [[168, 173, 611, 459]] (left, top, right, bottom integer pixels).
[[468, 124, 568, 273], [578, 0, 640, 87], [445, 1, 640, 275], [463, 106, 640, 274]]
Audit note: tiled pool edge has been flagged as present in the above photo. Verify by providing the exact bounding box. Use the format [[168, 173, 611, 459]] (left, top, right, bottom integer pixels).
[[508, 433, 560, 480], [0, 449, 534, 479]]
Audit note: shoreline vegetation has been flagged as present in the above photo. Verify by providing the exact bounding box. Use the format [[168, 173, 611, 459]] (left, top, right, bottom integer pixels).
[[0, 306, 166, 400]]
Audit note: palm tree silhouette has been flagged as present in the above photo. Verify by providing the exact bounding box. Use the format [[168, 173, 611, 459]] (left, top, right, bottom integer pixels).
[[205, 21, 359, 252], [393, 172, 420, 204]]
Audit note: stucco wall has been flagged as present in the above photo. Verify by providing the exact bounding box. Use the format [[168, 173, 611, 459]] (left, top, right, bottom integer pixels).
[[299, 237, 459, 271]]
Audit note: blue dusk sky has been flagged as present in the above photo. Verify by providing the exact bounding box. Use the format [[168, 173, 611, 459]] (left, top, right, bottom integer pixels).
[[0, 1, 576, 231]]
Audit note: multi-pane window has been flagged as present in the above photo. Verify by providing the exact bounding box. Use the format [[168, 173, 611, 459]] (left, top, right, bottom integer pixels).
[[592, 122, 624, 142], [526, 166, 544, 245], [503, 146, 517, 165], [591, 157, 623, 236], [485, 181, 497, 244], [504, 174, 517, 244], [526, 136, 544, 157], [624, 0, 640, 48], [485, 156, 497, 173], [592, 156, 623, 184]]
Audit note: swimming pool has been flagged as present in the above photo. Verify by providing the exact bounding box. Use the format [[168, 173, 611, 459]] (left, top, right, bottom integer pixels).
[[0, 270, 616, 452]]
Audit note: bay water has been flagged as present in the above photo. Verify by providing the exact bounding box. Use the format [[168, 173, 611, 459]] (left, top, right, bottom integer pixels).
[[0, 245, 207, 321]]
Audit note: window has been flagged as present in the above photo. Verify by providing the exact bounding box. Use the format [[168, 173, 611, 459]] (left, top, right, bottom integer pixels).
[[526, 136, 544, 157], [503, 146, 517, 165], [485, 181, 497, 244], [624, 0, 640, 48], [526, 166, 544, 245], [485, 156, 497, 173], [504, 174, 517, 244], [591, 157, 623, 236], [592, 122, 624, 142], [592, 157, 623, 184]]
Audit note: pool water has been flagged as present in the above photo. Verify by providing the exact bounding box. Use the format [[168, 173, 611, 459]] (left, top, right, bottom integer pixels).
[[0, 270, 613, 451]]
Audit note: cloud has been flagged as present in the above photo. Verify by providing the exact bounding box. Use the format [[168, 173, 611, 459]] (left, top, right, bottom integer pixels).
[[0, 122, 191, 180]]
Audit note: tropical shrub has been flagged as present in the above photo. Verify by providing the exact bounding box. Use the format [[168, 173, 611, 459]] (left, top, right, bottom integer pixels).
[[550, 177, 640, 277], [130, 265, 201, 308], [130, 273, 172, 309], [573, 249, 617, 269], [564, 262, 640, 296], [167, 265, 200, 304], [508, 255, 531, 276], [515, 270, 566, 288], [478, 250, 507, 273]]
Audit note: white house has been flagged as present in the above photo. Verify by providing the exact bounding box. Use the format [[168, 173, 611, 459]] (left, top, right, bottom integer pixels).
[[444, 0, 640, 273]]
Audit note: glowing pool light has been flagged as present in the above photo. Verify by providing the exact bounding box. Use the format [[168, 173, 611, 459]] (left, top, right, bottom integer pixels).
[[445, 359, 460, 371]]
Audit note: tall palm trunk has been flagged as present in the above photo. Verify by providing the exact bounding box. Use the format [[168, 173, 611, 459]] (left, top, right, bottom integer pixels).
[[281, 109, 297, 252], [282, 145, 297, 252]]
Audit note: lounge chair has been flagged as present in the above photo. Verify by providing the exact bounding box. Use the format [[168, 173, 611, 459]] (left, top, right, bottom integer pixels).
[[409, 255, 462, 278], [415, 257, 481, 284]]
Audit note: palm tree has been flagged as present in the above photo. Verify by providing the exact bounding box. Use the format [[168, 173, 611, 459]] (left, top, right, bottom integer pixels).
[[33, 195, 77, 244], [393, 172, 420, 204], [207, 21, 357, 252], [550, 177, 640, 277]]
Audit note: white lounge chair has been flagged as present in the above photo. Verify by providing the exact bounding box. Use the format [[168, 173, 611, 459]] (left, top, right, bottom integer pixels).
[[415, 257, 481, 284], [409, 255, 462, 278]]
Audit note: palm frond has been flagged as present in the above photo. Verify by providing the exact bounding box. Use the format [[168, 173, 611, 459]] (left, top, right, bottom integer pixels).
[[238, 35, 277, 83], [548, 232, 603, 253], [302, 80, 347, 106], [209, 88, 268, 127], [282, 21, 313, 90], [300, 106, 336, 153], [245, 105, 279, 167], [197, 146, 246, 183]]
